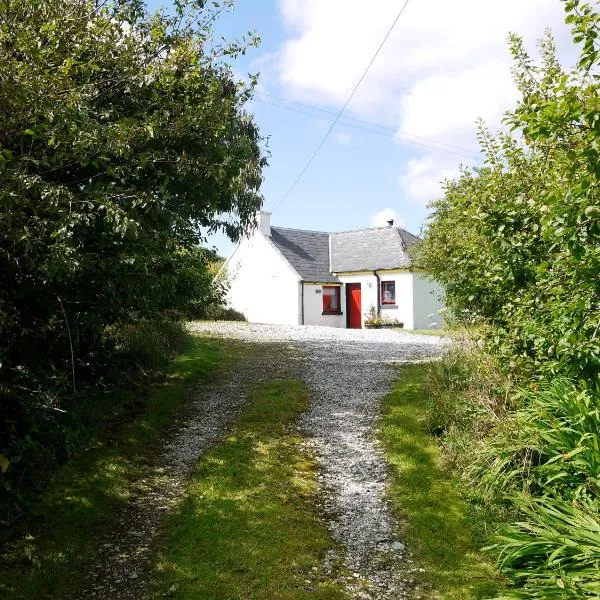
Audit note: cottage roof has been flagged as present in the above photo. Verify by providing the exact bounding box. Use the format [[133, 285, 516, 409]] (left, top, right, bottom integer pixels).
[[269, 227, 339, 283], [329, 226, 420, 272]]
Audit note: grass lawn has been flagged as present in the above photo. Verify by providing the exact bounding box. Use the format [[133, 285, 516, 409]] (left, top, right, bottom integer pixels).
[[0, 335, 227, 599], [378, 363, 505, 600], [152, 378, 348, 600]]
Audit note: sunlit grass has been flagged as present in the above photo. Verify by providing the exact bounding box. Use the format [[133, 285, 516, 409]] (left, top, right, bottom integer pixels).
[[379, 363, 505, 600], [153, 379, 348, 600]]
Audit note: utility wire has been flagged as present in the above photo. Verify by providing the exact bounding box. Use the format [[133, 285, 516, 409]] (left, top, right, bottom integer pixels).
[[254, 95, 480, 160], [272, 0, 412, 212], [256, 90, 479, 156]]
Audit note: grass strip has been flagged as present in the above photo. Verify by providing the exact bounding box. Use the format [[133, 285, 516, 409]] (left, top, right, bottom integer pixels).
[[153, 379, 348, 600], [0, 335, 225, 599], [378, 362, 504, 600]]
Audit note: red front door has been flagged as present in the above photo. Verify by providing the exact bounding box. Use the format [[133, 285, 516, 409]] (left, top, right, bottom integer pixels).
[[348, 283, 362, 328]]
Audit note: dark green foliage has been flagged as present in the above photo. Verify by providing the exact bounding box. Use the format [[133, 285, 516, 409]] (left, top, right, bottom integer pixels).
[[419, 1, 600, 383], [419, 3, 600, 595], [0, 0, 265, 524]]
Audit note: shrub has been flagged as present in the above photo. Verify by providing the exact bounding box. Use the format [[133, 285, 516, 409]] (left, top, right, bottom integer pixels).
[[475, 379, 600, 598], [202, 304, 247, 321], [109, 319, 189, 371], [0, 319, 188, 532], [418, 3, 600, 384]]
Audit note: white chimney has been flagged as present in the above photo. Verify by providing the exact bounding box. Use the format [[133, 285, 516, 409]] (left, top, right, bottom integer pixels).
[[257, 211, 272, 236]]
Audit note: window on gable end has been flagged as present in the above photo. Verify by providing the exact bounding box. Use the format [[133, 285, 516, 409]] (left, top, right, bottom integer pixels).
[[322, 286, 341, 314], [381, 281, 396, 305]]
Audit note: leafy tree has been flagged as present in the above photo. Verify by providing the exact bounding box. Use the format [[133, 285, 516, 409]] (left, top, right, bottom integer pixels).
[[0, 0, 265, 510], [420, 0, 600, 382]]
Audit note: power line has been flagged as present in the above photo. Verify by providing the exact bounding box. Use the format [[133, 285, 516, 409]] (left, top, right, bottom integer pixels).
[[272, 0, 412, 212], [255, 90, 480, 156], [254, 94, 480, 160]]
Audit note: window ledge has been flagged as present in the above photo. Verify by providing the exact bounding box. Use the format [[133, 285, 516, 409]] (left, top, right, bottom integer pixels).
[[322, 311, 343, 316], [381, 304, 398, 309]]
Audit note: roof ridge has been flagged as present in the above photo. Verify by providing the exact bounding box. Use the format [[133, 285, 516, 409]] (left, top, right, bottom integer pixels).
[[270, 224, 421, 239], [331, 225, 419, 236], [271, 226, 330, 235]]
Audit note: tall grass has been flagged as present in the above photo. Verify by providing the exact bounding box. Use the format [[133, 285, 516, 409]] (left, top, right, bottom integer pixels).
[[424, 339, 600, 599], [476, 379, 600, 502], [490, 496, 600, 599], [480, 379, 600, 598]]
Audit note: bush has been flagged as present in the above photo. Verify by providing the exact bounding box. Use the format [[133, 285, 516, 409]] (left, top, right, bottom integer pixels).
[[477, 379, 600, 502], [109, 319, 189, 371], [202, 304, 247, 321], [418, 3, 600, 384], [0, 319, 188, 533], [476, 379, 600, 597]]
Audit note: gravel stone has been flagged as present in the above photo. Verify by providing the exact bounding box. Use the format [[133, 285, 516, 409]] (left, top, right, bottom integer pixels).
[[71, 322, 443, 599], [189, 322, 444, 599]]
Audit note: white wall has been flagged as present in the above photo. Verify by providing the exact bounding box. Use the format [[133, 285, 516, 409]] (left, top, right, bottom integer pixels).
[[412, 273, 446, 330], [302, 283, 345, 327], [223, 234, 301, 325], [379, 272, 414, 329], [335, 271, 431, 329]]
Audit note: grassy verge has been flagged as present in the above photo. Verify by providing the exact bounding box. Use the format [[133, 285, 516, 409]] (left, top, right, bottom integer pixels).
[[0, 335, 226, 599], [378, 362, 505, 600], [153, 379, 348, 600], [408, 329, 447, 336]]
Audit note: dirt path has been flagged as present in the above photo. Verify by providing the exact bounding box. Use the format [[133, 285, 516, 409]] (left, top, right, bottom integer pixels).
[[190, 323, 443, 600], [74, 323, 443, 599]]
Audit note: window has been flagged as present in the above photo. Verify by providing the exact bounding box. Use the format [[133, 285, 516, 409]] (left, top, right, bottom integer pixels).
[[322, 286, 341, 313], [381, 280, 396, 305]]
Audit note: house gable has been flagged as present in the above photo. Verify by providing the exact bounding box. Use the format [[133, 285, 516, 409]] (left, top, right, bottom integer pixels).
[[224, 232, 301, 325]]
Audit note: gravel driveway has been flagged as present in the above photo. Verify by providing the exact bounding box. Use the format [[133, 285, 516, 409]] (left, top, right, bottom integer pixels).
[[73, 322, 443, 599], [189, 322, 444, 599]]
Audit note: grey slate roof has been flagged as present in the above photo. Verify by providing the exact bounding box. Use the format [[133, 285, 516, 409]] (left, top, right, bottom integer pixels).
[[330, 226, 419, 272], [269, 227, 339, 283], [268, 225, 421, 280]]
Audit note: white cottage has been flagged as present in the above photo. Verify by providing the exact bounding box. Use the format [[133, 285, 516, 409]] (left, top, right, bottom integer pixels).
[[222, 212, 444, 330]]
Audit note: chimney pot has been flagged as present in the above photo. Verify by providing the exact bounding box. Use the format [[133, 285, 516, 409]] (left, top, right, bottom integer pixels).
[[387, 218, 394, 226]]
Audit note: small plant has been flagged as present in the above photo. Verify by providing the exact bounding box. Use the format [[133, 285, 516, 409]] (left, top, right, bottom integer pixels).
[[364, 305, 403, 328], [364, 305, 386, 328]]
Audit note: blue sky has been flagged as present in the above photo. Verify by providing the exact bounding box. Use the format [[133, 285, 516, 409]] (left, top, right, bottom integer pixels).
[[148, 0, 574, 257]]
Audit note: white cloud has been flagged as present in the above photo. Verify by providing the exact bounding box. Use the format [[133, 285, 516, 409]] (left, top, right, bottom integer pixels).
[[369, 208, 406, 228], [398, 62, 519, 148], [276, 0, 571, 118], [273, 0, 574, 200], [398, 156, 461, 206]]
